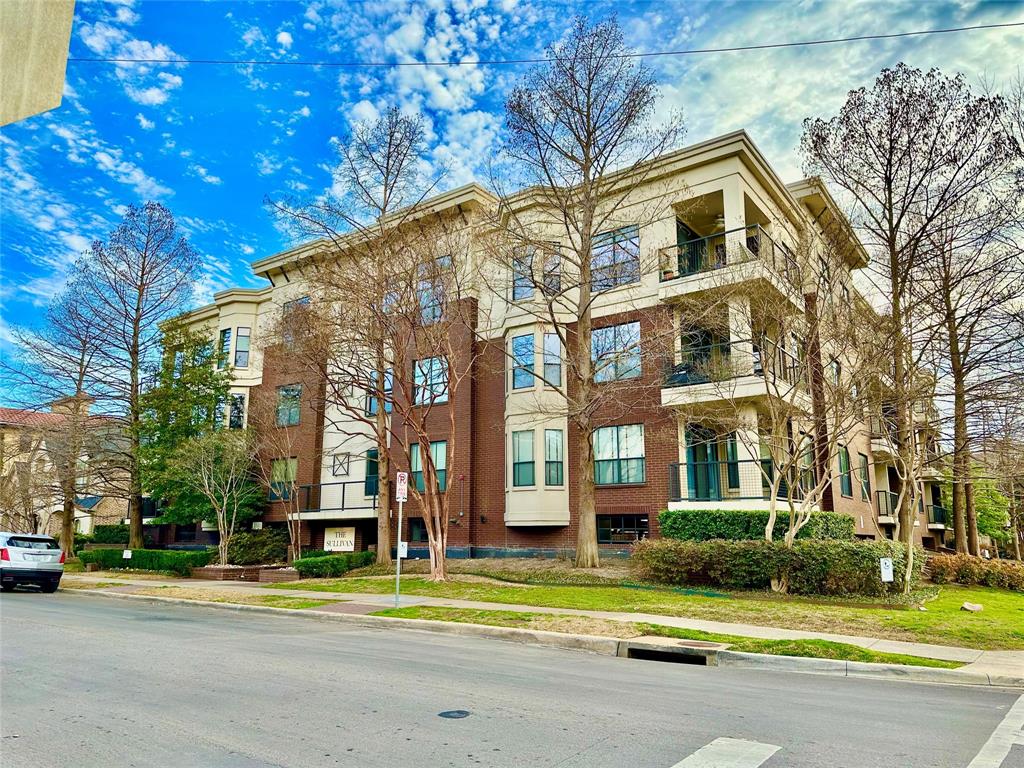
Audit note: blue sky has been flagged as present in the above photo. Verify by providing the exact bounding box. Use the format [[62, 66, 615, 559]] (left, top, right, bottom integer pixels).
[[2, 0, 1023, 348]]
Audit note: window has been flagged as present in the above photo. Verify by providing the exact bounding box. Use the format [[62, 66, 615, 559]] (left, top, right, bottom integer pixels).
[[592, 322, 641, 382], [217, 328, 231, 369], [542, 248, 561, 295], [331, 453, 351, 477], [364, 449, 379, 496], [213, 396, 226, 428], [283, 296, 310, 313], [275, 384, 302, 427], [282, 296, 309, 348], [366, 369, 393, 416], [228, 393, 246, 429], [409, 518, 428, 542], [829, 357, 841, 386], [545, 429, 563, 486], [411, 440, 447, 492], [597, 514, 649, 544], [234, 327, 251, 367], [511, 334, 534, 390], [269, 458, 297, 501], [543, 333, 561, 386], [512, 430, 535, 487], [838, 445, 853, 497], [512, 251, 533, 301], [418, 255, 449, 325], [841, 282, 850, 306], [592, 225, 640, 291], [414, 357, 449, 405], [594, 424, 645, 485], [858, 452, 870, 501], [725, 434, 740, 490]]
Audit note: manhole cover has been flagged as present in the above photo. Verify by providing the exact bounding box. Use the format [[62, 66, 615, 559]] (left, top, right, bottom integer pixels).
[[438, 710, 471, 719]]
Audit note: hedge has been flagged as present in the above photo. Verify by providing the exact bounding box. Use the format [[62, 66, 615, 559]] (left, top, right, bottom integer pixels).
[[658, 509, 855, 542], [293, 551, 375, 579], [78, 548, 214, 576], [929, 554, 1024, 592], [228, 528, 290, 565], [632, 538, 923, 597], [93, 524, 130, 544]]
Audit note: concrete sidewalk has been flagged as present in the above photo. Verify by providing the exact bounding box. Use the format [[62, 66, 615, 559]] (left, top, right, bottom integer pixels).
[[61, 573, 1023, 678]]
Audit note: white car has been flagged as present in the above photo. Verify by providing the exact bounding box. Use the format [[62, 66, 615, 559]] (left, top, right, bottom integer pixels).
[[0, 532, 65, 592]]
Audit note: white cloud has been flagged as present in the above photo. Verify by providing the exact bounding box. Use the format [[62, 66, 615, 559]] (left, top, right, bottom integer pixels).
[[190, 164, 223, 185], [293, 89, 310, 97], [349, 99, 380, 124], [135, 113, 155, 130], [240, 244, 255, 255], [242, 26, 266, 47], [276, 30, 294, 49], [255, 152, 283, 176], [94, 149, 172, 198], [297, 105, 311, 118]]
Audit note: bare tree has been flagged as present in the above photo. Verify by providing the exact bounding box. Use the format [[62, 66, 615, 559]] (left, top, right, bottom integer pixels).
[[79, 203, 199, 549], [801, 64, 1018, 584], [490, 16, 685, 567]]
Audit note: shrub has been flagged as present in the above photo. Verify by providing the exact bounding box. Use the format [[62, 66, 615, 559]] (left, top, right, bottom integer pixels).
[[78, 548, 214, 576], [930, 554, 1024, 592], [93, 524, 130, 544], [228, 528, 290, 565], [658, 509, 854, 542], [293, 551, 375, 579], [632, 538, 922, 597], [299, 549, 330, 560]]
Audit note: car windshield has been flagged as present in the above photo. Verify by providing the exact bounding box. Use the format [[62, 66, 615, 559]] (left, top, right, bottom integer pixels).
[[8, 537, 60, 550]]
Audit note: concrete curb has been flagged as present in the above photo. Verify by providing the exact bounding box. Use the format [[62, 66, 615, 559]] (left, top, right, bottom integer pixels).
[[65, 589, 1024, 690]]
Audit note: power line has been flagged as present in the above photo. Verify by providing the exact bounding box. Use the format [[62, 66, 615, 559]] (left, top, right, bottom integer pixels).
[[66, 21, 1024, 69]]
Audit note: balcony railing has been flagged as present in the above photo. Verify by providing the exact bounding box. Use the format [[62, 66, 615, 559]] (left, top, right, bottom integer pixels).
[[294, 480, 379, 516], [869, 416, 899, 442], [876, 490, 898, 518], [658, 224, 801, 290], [664, 339, 803, 388], [669, 459, 815, 502], [926, 504, 947, 526]]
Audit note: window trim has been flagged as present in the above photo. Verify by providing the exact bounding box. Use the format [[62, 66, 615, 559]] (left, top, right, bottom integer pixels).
[[591, 225, 640, 292], [217, 328, 232, 369], [838, 445, 853, 498], [592, 321, 641, 383], [593, 424, 646, 486], [544, 429, 564, 487], [364, 449, 379, 497], [543, 333, 561, 387], [331, 453, 351, 477], [858, 452, 871, 501], [511, 430, 535, 488], [228, 392, 246, 430], [234, 327, 251, 368], [275, 384, 302, 427], [413, 357, 449, 406], [411, 440, 448, 493], [269, 457, 298, 501], [511, 334, 535, 390]]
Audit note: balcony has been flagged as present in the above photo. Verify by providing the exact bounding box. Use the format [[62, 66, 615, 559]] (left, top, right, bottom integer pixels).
[[869, 416, 900, 460], [658, 224, 802, 296], [876, 490, 898, 524], [293, 480, 379, 521], [926, 504, 947, 530], [668, 459, 817, 511]]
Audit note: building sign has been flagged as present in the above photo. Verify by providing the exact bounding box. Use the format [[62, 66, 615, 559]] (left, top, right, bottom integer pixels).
[[324, 526, 356, 552]]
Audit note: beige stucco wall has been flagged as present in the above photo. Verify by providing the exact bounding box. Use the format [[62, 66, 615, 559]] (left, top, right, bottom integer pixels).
[[0, 0, 75, 126]]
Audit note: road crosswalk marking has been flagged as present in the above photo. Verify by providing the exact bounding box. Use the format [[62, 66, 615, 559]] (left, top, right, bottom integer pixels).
[[670, 737, 780, 767], [967, 695, 1024, 768]]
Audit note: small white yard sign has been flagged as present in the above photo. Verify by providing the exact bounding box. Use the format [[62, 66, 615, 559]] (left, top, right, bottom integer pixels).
[[122, 549, 132, 559], [879, 557, 894, 583], [398, 541, 408, 559]]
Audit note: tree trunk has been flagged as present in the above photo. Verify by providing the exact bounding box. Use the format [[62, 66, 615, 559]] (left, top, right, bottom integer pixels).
[[375, 408, 392, 566], [948, 315, 969, 553], [129, 490, 144, 550], [965, 479, 980, 556], [60, 493, 75, 557], [574, 426, 599, 568]]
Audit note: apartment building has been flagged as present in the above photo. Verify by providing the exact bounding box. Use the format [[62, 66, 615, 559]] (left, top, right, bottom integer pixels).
[[175, 131, 947, 556]]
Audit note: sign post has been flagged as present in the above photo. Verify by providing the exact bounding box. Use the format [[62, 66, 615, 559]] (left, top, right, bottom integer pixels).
[[395, 471, 408, 608]]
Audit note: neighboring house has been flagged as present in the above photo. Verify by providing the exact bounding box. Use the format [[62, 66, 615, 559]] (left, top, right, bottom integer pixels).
[[173, 130, 947, 556], [0, 400, 127, 537]]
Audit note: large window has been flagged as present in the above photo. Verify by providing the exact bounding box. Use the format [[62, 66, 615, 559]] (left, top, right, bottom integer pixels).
[[409, 517, 428, 542], [234, 327, 251, 368], [269, 457, 297, 501], [542, 248, 561, 295], [228, 393, 246, 429], [413, 357, 449, 405], [858, 452, 871, 501], [512, 430, 535, 487], [512, 251, 533, 301], [366, 369, 393, 416], [543, 333, 561, 386], [838, 445, 853, 497], [411, 440, 447, 492], [418, 255, 450, 325], [594, 424, 645, 485], [545, 429, 564, 486], [592, 322, 641, 382], [217, 328, 231, 369], [511, 334, 534, 390], [592, 225, 640, 292], [275, 384, 302, 427], [364, 449, 379, 496], [597, 514, 649, 544]]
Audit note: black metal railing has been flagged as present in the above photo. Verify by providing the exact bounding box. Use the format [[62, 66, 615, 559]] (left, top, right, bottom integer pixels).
[[295, 480, 379, 516], [926, 504, 947, 526], [658, 224, 801, 289], [668, 459, 815, 502], [868, 416, 899, 443], [876, 490, 898, 518], [664, 339, 803, 388]]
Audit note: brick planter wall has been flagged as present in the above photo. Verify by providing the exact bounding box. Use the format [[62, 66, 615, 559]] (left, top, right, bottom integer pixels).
[[191, 565, 266, 582], [258, 567, 300, 583]]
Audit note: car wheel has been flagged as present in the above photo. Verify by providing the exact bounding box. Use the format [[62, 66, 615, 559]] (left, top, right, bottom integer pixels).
[[41, 582, 60, 593]]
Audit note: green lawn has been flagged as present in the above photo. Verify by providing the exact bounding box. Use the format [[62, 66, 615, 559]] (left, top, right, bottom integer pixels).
[[373, 605, 961, 669], [267, 576, 1024, 650]]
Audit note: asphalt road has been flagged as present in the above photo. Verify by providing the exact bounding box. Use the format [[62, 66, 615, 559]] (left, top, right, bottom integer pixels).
[[1, 593, 1022, 768]]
